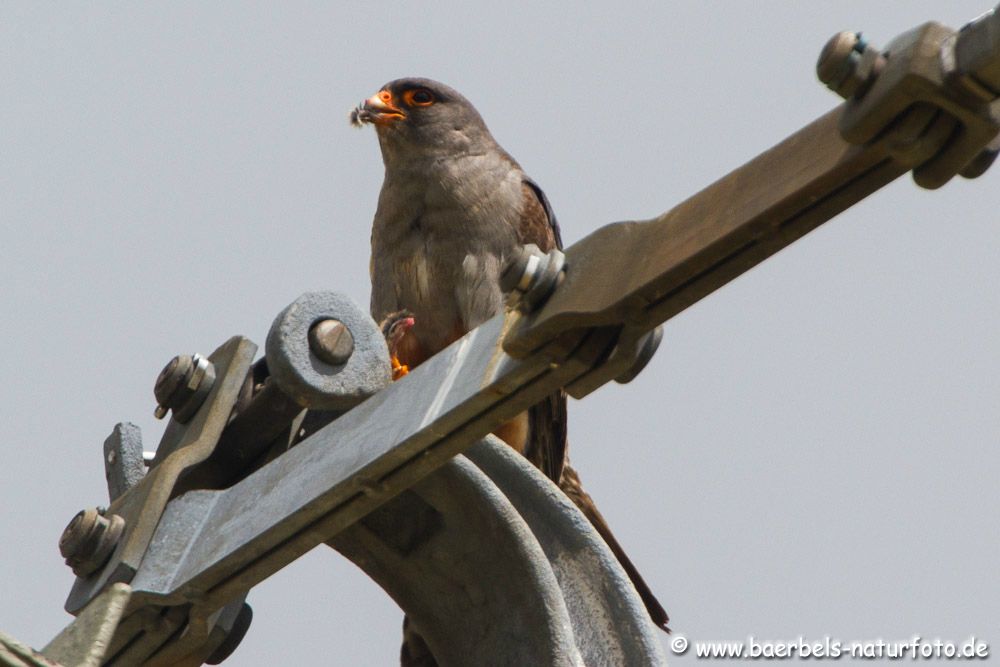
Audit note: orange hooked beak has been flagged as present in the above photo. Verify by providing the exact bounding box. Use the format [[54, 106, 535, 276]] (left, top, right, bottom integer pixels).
[[350, 89, 406, 126]]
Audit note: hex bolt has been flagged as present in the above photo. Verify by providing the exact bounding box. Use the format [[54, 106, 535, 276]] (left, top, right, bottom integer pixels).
[[817, 31, 885, 100], [501, 244, 566, 313], [59, 507, 125, 577], [308, 319, 355, 366], [153, 353, 216, 423]]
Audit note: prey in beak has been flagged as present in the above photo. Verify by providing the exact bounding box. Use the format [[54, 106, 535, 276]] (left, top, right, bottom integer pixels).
[[350, 89, 406, 127]]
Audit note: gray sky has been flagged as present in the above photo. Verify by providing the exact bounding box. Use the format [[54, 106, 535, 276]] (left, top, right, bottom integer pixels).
[[2, 2, 998, 665]]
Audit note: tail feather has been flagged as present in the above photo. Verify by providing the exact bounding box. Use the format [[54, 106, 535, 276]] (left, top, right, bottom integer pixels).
[[559, 464, 670, 631]]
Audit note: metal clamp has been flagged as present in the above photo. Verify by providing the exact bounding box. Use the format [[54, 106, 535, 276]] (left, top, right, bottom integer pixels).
[[818, 11, 1000, 188], [500, 243, 664, 399], [57, 292, 394, 665], [265, 291, 391, 411]]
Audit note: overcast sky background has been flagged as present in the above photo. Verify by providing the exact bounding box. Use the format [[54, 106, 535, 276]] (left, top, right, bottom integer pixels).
[[2, 2, 998, 665]]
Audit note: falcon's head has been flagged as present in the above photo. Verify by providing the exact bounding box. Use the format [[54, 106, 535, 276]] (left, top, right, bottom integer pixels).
[[350, 78, 495, 160]]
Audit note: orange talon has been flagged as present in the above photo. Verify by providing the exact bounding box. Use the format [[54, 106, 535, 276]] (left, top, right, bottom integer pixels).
[[382, 311, 415, 381], [391, 355, 409, 381]]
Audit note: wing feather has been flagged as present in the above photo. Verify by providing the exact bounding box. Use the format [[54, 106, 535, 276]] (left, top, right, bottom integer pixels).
[[517, 178, 562, 251], [516, 178, 568, 483]]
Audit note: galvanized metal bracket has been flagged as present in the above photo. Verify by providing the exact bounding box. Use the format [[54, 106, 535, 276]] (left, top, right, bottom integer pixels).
[[265, 291, 391, 411], [65, 336, 258, 615]]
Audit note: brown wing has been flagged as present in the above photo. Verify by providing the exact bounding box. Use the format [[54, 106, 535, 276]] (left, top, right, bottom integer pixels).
[[517, 178, 562, 251], [516, 178, 568, 483], [517, 179, 670, 631]]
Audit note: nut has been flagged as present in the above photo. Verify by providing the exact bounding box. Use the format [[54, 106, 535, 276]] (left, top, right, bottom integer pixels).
[[153, 353, 216, 422], [817, 31, 885, 99], [501, 244, 566, 313], [59, 508, 125, 577]]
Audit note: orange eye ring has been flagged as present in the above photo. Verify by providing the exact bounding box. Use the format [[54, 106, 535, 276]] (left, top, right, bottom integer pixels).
[[403, 88, 435, 107]]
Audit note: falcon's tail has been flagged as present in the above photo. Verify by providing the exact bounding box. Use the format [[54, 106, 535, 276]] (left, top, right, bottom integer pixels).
[[559, 464, 671, 632]]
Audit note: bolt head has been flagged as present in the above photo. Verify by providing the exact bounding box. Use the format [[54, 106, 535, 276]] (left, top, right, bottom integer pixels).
[[817, 31, 884, 100], [59, 508, 124, 576], [501, 244, 544, 294], [308, 319, 355, 365], [59, 509, 92, 559], [817, 32, 859, 86], [153, 353, 215, 423], [154, 355, 193, 407]]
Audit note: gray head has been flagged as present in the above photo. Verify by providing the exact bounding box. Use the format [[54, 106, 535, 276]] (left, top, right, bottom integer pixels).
[[350, 77, 499, 164]]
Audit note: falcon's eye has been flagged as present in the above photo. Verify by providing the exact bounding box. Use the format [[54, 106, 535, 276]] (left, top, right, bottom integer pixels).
[[404, 88, 435, 107]]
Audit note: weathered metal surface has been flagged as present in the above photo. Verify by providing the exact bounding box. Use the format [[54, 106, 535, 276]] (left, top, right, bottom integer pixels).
[[65, 336, 257, 614], [125, 316, 613, 613], [503, 14, 1000, 359], [60, 509, 125, 577], [40, 583, 131, 667], [330, 439, 586, 667], [500, 107, 901, 360], [123, 437, 665, 666], [838, 22, 1000, 189], [101, 605, 189, 666], [463, 438, 667, 666], [103, 423, 145, 502], [265, 291, 391, 410], [181, 296, 394, 494]]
